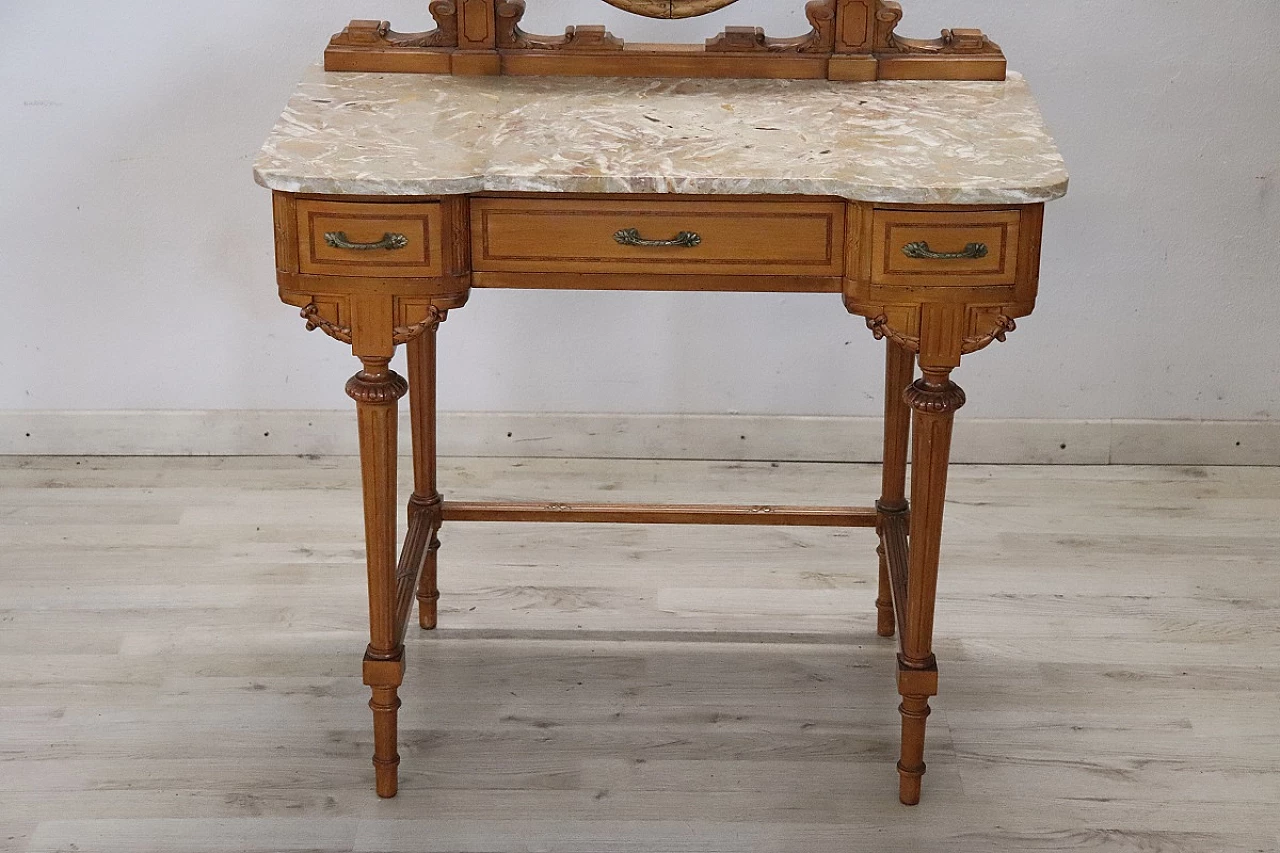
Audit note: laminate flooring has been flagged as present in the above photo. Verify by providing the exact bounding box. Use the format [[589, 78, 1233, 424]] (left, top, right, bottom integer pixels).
[[1, 456, 1277, 853]]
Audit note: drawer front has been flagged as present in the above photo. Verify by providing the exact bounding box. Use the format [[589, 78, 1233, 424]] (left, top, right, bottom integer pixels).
[[297, 200, 444, 278], [872, 210, 1021, 286], [472, 199, 846, 276]]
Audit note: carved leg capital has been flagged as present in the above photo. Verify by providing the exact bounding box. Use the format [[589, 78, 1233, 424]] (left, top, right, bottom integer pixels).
[[346, 358, 409, 406], [903, 371, 966, 415]]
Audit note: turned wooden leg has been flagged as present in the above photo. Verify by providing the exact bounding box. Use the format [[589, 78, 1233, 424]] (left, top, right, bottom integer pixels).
[[897, 367, 964, 806], [407, 323, 443, 630], [876, 340, 915, 638], [347, 357, 409, 798]]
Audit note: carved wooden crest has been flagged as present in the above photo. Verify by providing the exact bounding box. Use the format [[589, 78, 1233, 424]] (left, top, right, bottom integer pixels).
[[325, 0, 1006, 81]]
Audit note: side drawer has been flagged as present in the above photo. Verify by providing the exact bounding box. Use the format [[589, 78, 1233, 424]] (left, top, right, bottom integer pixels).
[[471, 198, 846, 276], [296, 200, 444, 278], [871, 209, 1021, 286]]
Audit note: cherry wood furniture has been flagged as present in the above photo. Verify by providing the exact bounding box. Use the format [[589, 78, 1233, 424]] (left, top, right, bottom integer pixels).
[[254, 0, 1067, 805]]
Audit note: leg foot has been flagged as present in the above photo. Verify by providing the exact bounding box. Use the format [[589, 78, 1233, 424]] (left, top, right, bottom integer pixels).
[[418, 536, 440, 630], [875, 543, 896, 638], [369, 685, 402, 798], [897, 695, 931, 805]]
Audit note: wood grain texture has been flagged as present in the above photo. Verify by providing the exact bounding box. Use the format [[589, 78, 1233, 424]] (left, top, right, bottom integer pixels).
[[276, 192, 1048, 800], [3, 456, 1279, 851], [848, 202, 1044, 370], [457, 0, 498, 51], [875, 340, 914, 638], [470, 197, 846, 277], [894, 368, 964, 803], [870, 209, 1021, 287], [297, 200, 445, 279], [442, 501, 878, 527], [407, 327, 443, 631]]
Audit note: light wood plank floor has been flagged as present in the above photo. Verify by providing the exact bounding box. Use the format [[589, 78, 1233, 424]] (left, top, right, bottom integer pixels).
[[1, 456, 1278, 853]]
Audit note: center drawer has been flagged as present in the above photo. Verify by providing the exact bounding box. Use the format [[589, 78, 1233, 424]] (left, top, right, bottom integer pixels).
[[471, 198, 846, 276]]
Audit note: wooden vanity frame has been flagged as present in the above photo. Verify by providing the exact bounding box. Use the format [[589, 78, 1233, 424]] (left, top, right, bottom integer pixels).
[[264, 0, 1052, 808], [272, 188, 1043, 805], [324, 0, 1007, 82]]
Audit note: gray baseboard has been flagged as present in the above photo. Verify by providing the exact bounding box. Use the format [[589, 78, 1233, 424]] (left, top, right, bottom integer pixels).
[[1, 411, 1277, 465]]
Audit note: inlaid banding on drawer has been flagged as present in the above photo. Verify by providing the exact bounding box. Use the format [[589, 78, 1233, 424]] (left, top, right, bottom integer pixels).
[[872, 209, 1021, 287], [471, 199, 846, 276], [297, 200, 444, 278]]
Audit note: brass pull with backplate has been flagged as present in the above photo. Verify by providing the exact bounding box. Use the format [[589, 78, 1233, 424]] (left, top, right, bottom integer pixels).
[[614, 228, 703, 249], [902, 241, 989, 261], [324, 231, 410, 251]]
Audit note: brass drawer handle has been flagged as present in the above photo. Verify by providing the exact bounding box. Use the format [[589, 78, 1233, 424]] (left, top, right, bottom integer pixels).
[[902, 240, 989, 261], [324, 231, 410, 251], [614, 228, 702, 249]]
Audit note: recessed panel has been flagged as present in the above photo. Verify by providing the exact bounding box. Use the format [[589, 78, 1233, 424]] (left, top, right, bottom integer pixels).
[[473, 197, 845, 276], [871, 209, 1021, 287], [297, 200, 444, 278]]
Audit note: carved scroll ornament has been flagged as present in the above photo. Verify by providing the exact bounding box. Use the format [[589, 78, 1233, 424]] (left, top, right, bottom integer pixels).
[[705, 1, 836, 54], [329, 1, 459, 50], [499, 0, 835, 55], [873, 0, 1000, 56], [497, 1, 624, 51]]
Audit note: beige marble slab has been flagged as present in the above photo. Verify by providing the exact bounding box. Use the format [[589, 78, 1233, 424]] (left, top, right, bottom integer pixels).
[[254, 66, 1068, 205]]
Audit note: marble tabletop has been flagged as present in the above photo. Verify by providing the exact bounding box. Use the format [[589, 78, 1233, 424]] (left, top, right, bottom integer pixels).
[[255, 65, 1068, 206]]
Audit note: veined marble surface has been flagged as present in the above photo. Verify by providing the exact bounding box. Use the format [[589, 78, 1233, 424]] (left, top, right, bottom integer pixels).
[[254, 65, 1068, 205]]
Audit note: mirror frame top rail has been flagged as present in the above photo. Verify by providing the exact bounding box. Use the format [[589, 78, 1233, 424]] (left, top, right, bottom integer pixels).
[[324, 0, 1007, 82]]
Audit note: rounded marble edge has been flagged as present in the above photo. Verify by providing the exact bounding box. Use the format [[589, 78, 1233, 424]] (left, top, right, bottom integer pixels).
[[253, 167, 1070, 206]]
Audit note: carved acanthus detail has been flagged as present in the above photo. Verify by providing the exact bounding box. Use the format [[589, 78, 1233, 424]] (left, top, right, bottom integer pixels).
[[890, 28, 999, 56], [705, 0, 836, 54], [873, 0, 1000, 57], [497, 1, 624, 51], [330, 2, 459, 50], [872, 1, 905, 51]]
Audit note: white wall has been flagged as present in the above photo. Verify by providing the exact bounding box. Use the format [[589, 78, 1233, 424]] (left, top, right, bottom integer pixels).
[[2, 1, 1278, 421]]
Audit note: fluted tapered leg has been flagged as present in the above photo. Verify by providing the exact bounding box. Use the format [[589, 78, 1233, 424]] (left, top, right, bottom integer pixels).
[[897, 367, 964, 806], [876, 341, 915, 638], [347, 357, 408, 798], [407, 325, 443, 630]]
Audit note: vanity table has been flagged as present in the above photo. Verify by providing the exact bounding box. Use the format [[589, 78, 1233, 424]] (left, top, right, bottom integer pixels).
[[254, 0, 1067, 805]]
